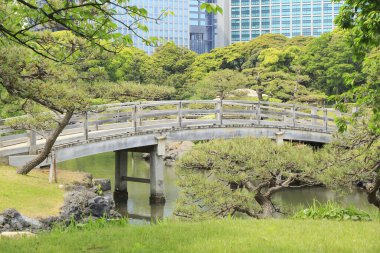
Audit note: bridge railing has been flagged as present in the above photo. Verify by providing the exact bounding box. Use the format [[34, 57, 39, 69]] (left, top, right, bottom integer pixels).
[[0, 100, 346, 151]]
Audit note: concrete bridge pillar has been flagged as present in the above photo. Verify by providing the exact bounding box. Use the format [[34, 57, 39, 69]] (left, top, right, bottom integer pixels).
[[114, 149, 128, 200], [149, 136, 166, 204]]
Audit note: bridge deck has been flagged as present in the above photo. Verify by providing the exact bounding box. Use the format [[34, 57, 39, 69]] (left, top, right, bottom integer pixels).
[[0, 100, 342, 165]]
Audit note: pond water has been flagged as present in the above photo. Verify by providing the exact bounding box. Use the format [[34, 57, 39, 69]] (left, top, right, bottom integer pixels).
[[58, 152, 376, 221]]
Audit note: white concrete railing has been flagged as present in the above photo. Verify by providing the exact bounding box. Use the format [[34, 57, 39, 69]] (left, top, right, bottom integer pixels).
[[0, 100, 345, 152]]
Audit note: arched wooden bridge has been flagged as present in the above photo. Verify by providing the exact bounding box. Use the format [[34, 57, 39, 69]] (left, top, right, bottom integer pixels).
[[0, 100, 343, 204]]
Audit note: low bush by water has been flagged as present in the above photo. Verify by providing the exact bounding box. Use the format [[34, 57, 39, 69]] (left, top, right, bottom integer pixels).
[[293, 201, 372, 221]]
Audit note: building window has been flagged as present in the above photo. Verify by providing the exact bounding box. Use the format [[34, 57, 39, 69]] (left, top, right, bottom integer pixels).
[[231, 0, 240, 6], [261, 6, 270, 17], [241, 0, 250, 5], [261, 18, 270, 29], [313, 4, 322, 14], [252, 18, 260, 29], [241, 7, 250, 17], [282, 5, 291, 16], [292, 17, 301, 25], [241, 19, 250, 29], [272, 18, 281, 28], [252, 30, 260, 38], [251, 6, 260, 17], [302, 28, 312, 36], [281, 30, 290, 36], [242, 31, 250, 41], [232, 31, 240, 41], [190, 33, 203, 40], [232, 7, 240, 18], [272, 6, 281, 16], [282, 17, 291, 27], [231, 19, 240, 30]]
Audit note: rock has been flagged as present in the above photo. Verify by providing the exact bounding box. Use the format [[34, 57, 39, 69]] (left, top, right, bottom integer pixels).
[[60, 188, 98, 221], [165, 141, 194, 165], [0, 209, 42, 232], [92, 178, 111, 192], [1, 231, 35, 238], [87, 196, 112, 217], [60, 187, 117, 221], [72, 173, 93, 187]]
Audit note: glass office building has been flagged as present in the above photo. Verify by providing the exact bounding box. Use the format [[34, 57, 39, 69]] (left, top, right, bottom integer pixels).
[[114, 0, 218, 54], [230, 0, 343, 42], [189, 0, 217, 54], [115, 0, 190, 54]]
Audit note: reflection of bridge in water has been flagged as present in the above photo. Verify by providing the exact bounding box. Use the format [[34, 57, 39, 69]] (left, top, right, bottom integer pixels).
[[0, 100, 343, 204], [116, 200, 164, 223]]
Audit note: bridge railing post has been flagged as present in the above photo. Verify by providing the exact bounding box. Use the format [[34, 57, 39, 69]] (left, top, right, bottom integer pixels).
[[94, 112, 99, 131], [132, 105, 138, 132], [177, 101, 182, 128], [138, 103, 143, 127], [28, 130, 37, 155], [49, 152, 57, 184], [216, 100, 223, 125], [323, 108, 328, 132], [250, 104, 255, 121], [292, 105, 296, 127], [256, 101, 261, 125], [311, 107, 317, 126], [83, 112, 89, 141]]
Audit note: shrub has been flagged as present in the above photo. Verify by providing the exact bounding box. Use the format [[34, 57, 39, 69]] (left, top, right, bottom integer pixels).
[[293, 201, 371, 221]]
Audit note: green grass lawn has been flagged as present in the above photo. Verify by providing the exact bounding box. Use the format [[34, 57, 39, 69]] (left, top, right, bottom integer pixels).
[[0, 164, 86, 217], [0, 219, 379, 253]]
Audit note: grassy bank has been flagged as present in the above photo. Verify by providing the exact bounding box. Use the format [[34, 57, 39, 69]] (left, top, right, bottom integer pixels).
[[0, 219, 379, 253], [0, 164, 86, 217]]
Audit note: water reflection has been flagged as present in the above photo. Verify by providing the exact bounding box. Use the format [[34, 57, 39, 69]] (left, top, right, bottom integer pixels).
[[58, 152, 376, 221], [115, 199, 164, 223]]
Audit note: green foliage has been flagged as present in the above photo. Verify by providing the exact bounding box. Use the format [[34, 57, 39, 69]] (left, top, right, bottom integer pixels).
[[176, 138, 319, 219], [92, 82, 176, 102], [334, 0, 380, 49], [294, 201, 372, 221], [0, 0, 170, 61], [107, 47, 150, 83], [296, 30, 364, 95], [317, 120, 380, 209], [200, 2, 223, 14], [53, 216, 129, 233], [194, 69, 248, 99]]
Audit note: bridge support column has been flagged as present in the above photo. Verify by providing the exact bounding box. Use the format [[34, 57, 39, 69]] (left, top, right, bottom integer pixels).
[[114, 149, 128, 200], [149, 136, 166, 205], [275, 131, 284, 145]]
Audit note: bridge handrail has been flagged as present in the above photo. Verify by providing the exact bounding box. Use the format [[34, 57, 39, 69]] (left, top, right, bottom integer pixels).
[[0, 100, 346, 150]]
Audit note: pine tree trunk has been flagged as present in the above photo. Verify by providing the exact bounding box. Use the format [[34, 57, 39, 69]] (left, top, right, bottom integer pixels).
[[367, 176, 380, 211], [255, 192, 276, 218], [17, 110, 74, 175]]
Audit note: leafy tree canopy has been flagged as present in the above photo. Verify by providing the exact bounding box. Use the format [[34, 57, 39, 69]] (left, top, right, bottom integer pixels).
[[176, 138, 319, 219]]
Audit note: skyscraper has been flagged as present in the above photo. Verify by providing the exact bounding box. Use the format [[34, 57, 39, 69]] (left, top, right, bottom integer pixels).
[[230, 0, 343, 43], [115, 0, 190, 55], [189, 0, 217, 54]]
